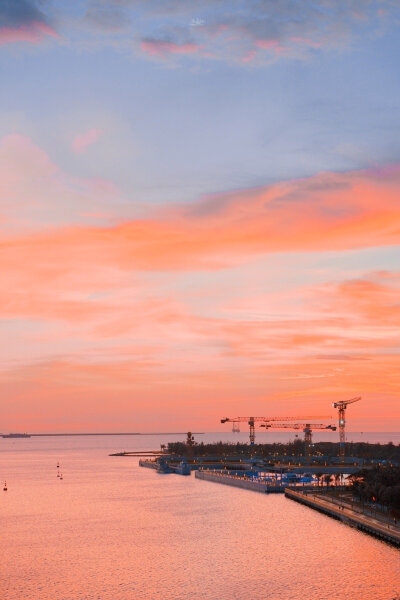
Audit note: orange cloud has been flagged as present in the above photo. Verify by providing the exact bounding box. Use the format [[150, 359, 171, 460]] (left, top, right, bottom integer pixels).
[[336, 274, 400, 325], [1, 137, 399, 431], [1, 347, 398, 432], [14, 163, 400, 269], [4, 162, 398, 275], [2, 136, 399, 264], [312, 271, 400, 327]]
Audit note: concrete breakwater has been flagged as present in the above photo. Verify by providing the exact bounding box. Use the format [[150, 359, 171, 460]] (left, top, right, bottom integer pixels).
[[138, 457, 248, 472], [139, 458, 158, 469], [139, 458, 191, 475], [195, 469, 286, 493], [285, 488, 400, 547]]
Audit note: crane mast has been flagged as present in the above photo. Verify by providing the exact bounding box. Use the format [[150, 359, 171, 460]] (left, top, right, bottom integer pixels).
[[332, 397, 361, 460]]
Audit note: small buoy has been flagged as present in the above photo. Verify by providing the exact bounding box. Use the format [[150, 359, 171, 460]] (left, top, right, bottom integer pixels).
[[60, 473, 63, 480], [57, 470, 60, 478], [3, 481, 7, 491], [56, 462, 60, 469]]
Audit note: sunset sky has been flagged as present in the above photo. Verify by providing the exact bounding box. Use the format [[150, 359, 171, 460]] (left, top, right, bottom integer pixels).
[[1, 1, 400, 432]]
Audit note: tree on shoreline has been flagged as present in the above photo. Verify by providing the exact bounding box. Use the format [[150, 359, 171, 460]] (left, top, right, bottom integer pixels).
[[167, 440, 400, 461], [351, 466, 400, 514]]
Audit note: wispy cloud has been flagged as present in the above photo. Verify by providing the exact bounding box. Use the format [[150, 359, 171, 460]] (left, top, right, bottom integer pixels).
[[2, 135, 400, 263], [2, 1, 398, 65], [72, 128, 103, 154], [128, 1, 400, 65], [0, 134, 119, 229], [1, 135, 399, 430], [140, 38, 200, 58], [314, 271, 400, 327]]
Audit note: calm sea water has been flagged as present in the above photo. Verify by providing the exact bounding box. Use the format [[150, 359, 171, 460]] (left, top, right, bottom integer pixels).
[[1, 433, 399, 600]]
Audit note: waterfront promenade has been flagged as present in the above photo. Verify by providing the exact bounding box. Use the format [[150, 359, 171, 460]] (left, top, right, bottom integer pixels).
[[285, 488, 400, 547]]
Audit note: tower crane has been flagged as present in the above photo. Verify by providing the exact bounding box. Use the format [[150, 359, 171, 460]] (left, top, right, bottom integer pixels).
[[220, 416, 331, 445], [332, 396, 361, 460], [260, 422, 336, 456]]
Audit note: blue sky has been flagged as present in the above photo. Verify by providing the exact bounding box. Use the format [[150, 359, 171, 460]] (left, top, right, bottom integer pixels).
[[1, 1, 400, 206]]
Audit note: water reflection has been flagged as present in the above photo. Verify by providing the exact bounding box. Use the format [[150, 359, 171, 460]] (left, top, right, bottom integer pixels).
[[1, 435, 399, 600]]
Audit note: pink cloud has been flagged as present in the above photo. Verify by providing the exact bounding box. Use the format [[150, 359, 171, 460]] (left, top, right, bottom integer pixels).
[[140, 39, 200, 58], [72, 129, 103, 154], [0, 22, 58, 45], [241, 50, 257, 63], [255, 39, 288, 55], [0, 134, 119, 229], [289, 36, 322, 49]]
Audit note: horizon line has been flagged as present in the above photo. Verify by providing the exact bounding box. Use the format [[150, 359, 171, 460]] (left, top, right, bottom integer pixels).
[[1, 431, 399, 437]]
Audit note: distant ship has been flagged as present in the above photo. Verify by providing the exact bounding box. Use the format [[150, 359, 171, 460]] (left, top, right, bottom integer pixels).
[[2, 433, 31, 438]]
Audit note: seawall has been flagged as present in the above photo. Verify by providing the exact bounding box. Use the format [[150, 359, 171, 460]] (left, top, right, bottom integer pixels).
[[285, 488, 400, 547], [139, 459, 158, 469], [195, 470, 285, 493]]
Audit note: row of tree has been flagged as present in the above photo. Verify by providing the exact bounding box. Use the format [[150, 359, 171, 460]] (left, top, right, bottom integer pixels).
[[166, 440, 400, 461], [351, 466, 400, 512]]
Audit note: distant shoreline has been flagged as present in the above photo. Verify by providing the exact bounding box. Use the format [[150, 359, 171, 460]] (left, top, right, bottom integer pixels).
[[1, 431, 398, 437], [1, 432, 205, 437]]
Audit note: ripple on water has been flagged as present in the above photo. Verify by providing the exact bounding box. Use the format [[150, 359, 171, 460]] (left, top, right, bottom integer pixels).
[[1, 436, 399, 600]]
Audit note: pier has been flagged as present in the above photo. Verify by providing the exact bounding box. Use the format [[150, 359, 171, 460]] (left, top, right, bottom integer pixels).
[[285, 488, 400, 547], [138, 458, 159, 469], [110, 451, 165, 457], [195, 469, 286, 493]]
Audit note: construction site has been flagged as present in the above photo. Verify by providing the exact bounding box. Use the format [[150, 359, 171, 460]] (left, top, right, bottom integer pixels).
[[114, 395, 396, 481], [118, 396, 400, 546], [117, 396, 366, 474]]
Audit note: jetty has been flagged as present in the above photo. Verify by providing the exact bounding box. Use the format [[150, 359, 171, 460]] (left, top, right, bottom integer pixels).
[[138, 458, 159, 469], [285, 488, 400, 547], [195, 469, 288, 493], [138, 457, 191, 475], [110, 451, 165, 457]]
